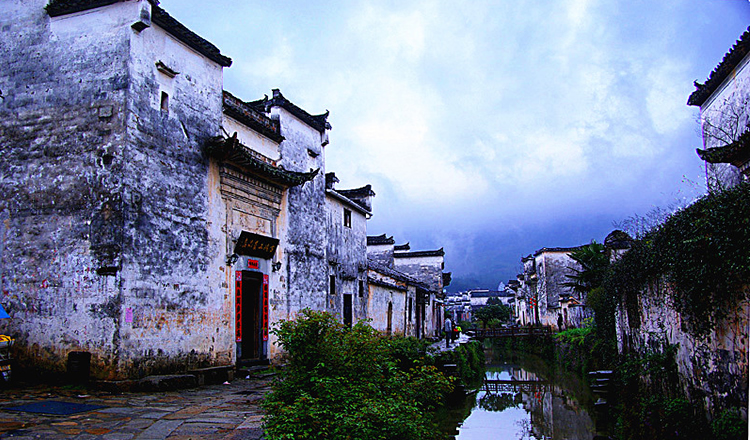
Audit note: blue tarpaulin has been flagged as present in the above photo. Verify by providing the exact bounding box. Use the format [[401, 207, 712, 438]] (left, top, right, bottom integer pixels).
[[0, 304, 9, 319]]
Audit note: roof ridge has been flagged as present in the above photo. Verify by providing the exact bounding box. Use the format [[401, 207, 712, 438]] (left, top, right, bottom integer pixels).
[[269, 89, 331, 134], [688, 26, 750, 106]]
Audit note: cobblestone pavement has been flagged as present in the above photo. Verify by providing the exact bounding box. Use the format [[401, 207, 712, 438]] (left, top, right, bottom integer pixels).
[[0, 375, 273, 440]]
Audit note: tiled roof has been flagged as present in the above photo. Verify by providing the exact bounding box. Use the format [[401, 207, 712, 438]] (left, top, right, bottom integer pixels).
[[151, 6, 232, 67], [533, 246, 582, 257], [45, 0, 232, 67], [338, 184, 375, 199], [367, 234, 394, 246], [696, 129, 750, 168], [394, 248, 445, 258], [46, 0, 121, 16], [367, 258, 429, 290], [394, 243, 410, 251], [268, 89, 331, 134], [367, 276, 408, 292], [688, 26, 750, 107], [325, 189, 371, 215], [205, 134, 317, 187], [222, 91, 283, 143], [337, 184, 375, 211]]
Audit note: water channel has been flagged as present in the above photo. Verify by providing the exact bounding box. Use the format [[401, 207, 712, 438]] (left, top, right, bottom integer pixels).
[[440, 342, 607, 440]]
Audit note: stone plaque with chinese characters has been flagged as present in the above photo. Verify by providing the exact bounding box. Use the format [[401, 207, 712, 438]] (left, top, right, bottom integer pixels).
[[234, 231, 279, 259]]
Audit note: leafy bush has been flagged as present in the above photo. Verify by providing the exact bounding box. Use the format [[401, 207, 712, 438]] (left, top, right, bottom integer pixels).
[[553, 326, 592, 346], [263, 309, 453, 440], [474, 304, 511, 328], [434, 340, 485, 387], [711, 408, 748, 440]]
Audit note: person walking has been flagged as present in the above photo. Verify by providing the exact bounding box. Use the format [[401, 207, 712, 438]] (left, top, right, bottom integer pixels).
[[444, 317, 453, 348]]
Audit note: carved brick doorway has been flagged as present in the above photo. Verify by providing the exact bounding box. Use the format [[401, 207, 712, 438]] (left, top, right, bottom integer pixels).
[[238, 271, 263, 360]]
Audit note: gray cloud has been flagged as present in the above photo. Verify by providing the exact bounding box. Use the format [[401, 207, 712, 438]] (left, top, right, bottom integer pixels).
[[160, 0, 750, 289]]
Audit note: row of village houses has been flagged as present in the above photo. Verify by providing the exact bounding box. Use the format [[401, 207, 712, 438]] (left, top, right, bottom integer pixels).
[[0, 0, 450, 380], [445, 230, 631, 331]]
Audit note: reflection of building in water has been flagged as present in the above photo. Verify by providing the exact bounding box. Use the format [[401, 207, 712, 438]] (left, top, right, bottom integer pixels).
[[511, 369, 596, 440]]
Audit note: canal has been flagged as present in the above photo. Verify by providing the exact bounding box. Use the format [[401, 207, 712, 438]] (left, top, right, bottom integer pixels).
[[440, 341, 606, 440]]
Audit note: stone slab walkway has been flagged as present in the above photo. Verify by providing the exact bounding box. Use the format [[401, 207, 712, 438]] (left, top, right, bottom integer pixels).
[[0, 375, 273, 439], [430, 333, 472, 354]]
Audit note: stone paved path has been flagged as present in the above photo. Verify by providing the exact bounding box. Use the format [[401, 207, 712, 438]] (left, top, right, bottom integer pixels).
[[430, 333, 472, 354], [0, 375, 273, 439]]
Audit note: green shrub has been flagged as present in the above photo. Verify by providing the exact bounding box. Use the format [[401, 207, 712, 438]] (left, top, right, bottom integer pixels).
[[711, 408, 748, 440], [263, 309, 453, 440], [554, 326, 592, 346]]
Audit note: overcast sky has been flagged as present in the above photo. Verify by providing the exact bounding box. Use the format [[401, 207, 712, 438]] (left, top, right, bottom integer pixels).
[[160, 0, 749, 291]]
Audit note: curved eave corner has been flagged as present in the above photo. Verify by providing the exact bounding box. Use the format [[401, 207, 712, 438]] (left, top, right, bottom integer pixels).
[[206, 134, 318, 187], [696, 130, 750, 167]]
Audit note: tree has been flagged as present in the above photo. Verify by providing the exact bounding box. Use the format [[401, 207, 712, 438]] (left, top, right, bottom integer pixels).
[[486, 296, 504, 306], [474, 304, 511, 328], [564, 240, 609, 294]]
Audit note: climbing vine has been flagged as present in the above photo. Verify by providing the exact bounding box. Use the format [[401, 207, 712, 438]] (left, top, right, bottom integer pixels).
[[604, 182, 750, 337]]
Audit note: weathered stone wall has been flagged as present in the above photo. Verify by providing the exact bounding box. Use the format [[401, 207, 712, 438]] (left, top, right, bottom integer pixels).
[[0, 1, 233, 379], [325, 194, 368, 323], [0, 0, 135, 378], [535, 251, 583, 329], [615, 282, 749, 420], [271, 106, 328, 338], [366, 272, 413, 336], [366, 243, 394, 267], [116, 7, 228, 378], [393, 254, 443, 293]]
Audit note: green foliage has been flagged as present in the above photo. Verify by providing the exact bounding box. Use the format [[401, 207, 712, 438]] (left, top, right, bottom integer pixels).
[[486, 296, 504, 306], [473, 304, 511, 328], [605, 182, 750, 337], [477, 392, 520, 412], [612, 344, 710, 440], [711, 408, 748, 440], [458, 320, 474, 331], [263, 309, 453, 440], [585, 287, 617, 356], [553, 326, 593, 346], [617, 344, 679, 386], [434, 340, 485, 388], [564, 240, 609, 293]]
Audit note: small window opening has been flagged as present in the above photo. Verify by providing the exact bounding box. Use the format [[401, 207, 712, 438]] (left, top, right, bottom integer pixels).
[[344, 209, 352, 228], [329, 275, 336, 296], [160, 91, 169, 113], [408, 298, 413, 322], [359, 280, 365, 297]]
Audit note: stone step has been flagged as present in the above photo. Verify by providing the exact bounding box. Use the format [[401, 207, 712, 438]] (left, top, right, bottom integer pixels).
[[136, 374, 198, 392], [188, 365, 235, 386]]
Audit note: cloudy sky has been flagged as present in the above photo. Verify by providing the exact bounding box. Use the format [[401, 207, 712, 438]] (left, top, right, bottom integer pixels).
[[160, 0, 749, 291]]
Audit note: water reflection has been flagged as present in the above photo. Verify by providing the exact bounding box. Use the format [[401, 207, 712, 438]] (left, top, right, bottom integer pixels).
[[443, 351, 598, 440]]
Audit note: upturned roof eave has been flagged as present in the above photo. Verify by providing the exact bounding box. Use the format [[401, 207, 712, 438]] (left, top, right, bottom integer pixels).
[[205, 135, 317, 187], [688, 26, 750, 107]]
